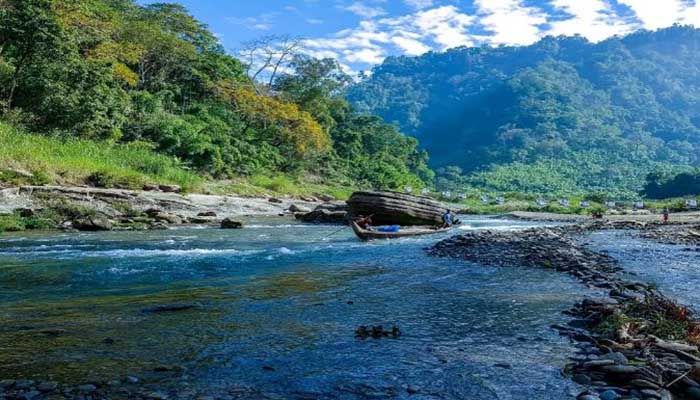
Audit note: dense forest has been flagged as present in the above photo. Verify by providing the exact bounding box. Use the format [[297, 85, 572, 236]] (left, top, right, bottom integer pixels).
[[0, 0, 432, 193], [349, 27, 700, 198]]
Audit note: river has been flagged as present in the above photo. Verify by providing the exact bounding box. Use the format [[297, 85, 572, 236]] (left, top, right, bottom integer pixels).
[[1, 217, 608, 399]]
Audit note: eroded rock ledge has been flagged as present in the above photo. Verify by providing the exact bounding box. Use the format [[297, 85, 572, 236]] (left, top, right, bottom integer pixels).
[[429, 227, 700, 400]]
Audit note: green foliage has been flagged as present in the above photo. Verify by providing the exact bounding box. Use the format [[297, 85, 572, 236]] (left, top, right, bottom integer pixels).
[[349, 27, 700, 195], [0, 0, 430, 192], [0, 121, 202, 190], [643, 169, 700, 199]]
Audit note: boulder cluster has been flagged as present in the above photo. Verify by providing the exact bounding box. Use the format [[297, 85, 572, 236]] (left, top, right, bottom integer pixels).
[[429, 227, 700, 400]]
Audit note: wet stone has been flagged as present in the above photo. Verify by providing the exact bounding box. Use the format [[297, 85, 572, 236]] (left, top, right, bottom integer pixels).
[[21, 390, 41, 400], [573, 374, 592, 385], [37, 382, 58, 392], [126, 376, 139, 384], [0, 380, 14, 388], [600, 390, 620, 400], [78, 384, 97, 393], [14, 380, 34, 390], [600, 352, 628, 365]]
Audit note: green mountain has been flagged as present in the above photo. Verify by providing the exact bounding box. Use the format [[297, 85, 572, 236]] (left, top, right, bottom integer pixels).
[[348, 26, 700, 197]]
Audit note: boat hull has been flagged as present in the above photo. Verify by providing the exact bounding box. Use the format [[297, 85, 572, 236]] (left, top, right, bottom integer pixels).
[[350, 221, 450, 241]]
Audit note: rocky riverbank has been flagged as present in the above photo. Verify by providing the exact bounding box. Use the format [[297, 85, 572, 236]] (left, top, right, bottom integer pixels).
[[429, 227, 700, 400], [0, 185, 340, 232]]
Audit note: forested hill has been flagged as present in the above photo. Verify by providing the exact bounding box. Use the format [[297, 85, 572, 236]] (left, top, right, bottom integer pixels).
[[0, 0, 432, 193], [348, 27, 700, 197]]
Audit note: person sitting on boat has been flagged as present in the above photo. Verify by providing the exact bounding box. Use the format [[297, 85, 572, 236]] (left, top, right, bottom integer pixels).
[[356, 215, 374, 230], [441, 210, 454, 228]]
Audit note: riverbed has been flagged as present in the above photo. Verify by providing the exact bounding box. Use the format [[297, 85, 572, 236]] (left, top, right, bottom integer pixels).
[[1, 217, 598, 399]]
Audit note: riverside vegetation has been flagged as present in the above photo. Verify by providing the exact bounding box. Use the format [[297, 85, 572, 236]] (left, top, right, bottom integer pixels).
[[0, 0, 432, 200]]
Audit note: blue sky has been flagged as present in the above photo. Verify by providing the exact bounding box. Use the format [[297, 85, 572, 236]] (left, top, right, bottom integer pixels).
[[142, 1, 700, 72]]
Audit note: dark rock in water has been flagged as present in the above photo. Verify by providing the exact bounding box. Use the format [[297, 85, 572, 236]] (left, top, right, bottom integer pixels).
[[73, 216, 113, 231], [573, 374, 592, 385], [142, 304, 197, 313], [39, 328, 66, 337], [78, 384, 97, 393], [14, 380, 34, 390], [221, 218, 243, 229], [295, 207, 347, 224], [158, 184, 181, 193], [355, 325, 401, 339], [197, 211, 217, 217], [145, 391, 169, 400], [188, 216, 216, 224], [0, 379, 15, 388], [142, 184, 159, 191], [268, 197, 283, 204], [600, 352, 628, 365], [37, 382, 58, 392], [21, 390, 41, 399], [262, 366, 275, 371], [494, 363, 512, 369], [347, 191, 446, 226], [103, 337, 115, 344], [599, 390, 620, 400], [406, 385, 421, 394]]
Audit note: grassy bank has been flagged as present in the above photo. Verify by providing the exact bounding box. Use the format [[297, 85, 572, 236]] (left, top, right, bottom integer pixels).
[[0, 122, 202, 191]]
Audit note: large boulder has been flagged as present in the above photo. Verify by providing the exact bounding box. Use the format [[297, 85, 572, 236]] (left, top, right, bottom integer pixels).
[[73, 216, 113, 231], [346, 191, 446, 226], [295, 204, 348, 224], [221, 218, 243, 229]]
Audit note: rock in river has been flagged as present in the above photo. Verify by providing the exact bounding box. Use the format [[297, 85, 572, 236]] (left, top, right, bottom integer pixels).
[[221, 218, 243, 229], [346, 191, 446, 225], [72, 216, 113, 231]]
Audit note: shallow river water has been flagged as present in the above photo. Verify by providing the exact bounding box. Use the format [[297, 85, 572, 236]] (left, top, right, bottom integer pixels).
[[0, 218, 613, 399]]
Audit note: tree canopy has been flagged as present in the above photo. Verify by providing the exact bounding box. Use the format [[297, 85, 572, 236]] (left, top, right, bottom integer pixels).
[[0, 0, 430, 190]]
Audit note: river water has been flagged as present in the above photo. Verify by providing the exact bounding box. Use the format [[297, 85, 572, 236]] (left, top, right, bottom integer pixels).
[[0, 217, 601, 399]]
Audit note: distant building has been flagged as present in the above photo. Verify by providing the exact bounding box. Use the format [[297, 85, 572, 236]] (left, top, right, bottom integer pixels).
[[496, 196, 505, 205], [421, 188, 430, 195], [634, 201, 644, 210], [559, 199, 570, 207], [480, 195, 490, 203], [404, 186, 413, 194], [686, 199, 698, 209], [605, 201, 616, 208], [536, 198, 547, 207], [580, 201, 590, 208]]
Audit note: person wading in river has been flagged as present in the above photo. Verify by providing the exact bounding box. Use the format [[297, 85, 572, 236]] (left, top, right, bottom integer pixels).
[[663, 208, 670, 224]]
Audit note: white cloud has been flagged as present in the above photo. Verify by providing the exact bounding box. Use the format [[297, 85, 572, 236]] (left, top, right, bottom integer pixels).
[[548, 0, 633, 42], [344, 2, 387, 18], [404, 0, 434, 10], [227, 13, 277, 31], [303, 0, 700, 72], [392, 34, 431, 55], [381, 6, 475, 49], [618, 0, 686, 30], [475, 0, 547, 46]]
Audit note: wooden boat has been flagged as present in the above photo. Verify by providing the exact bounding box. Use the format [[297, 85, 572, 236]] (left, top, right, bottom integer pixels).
[[350, 221, 451, 241]]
